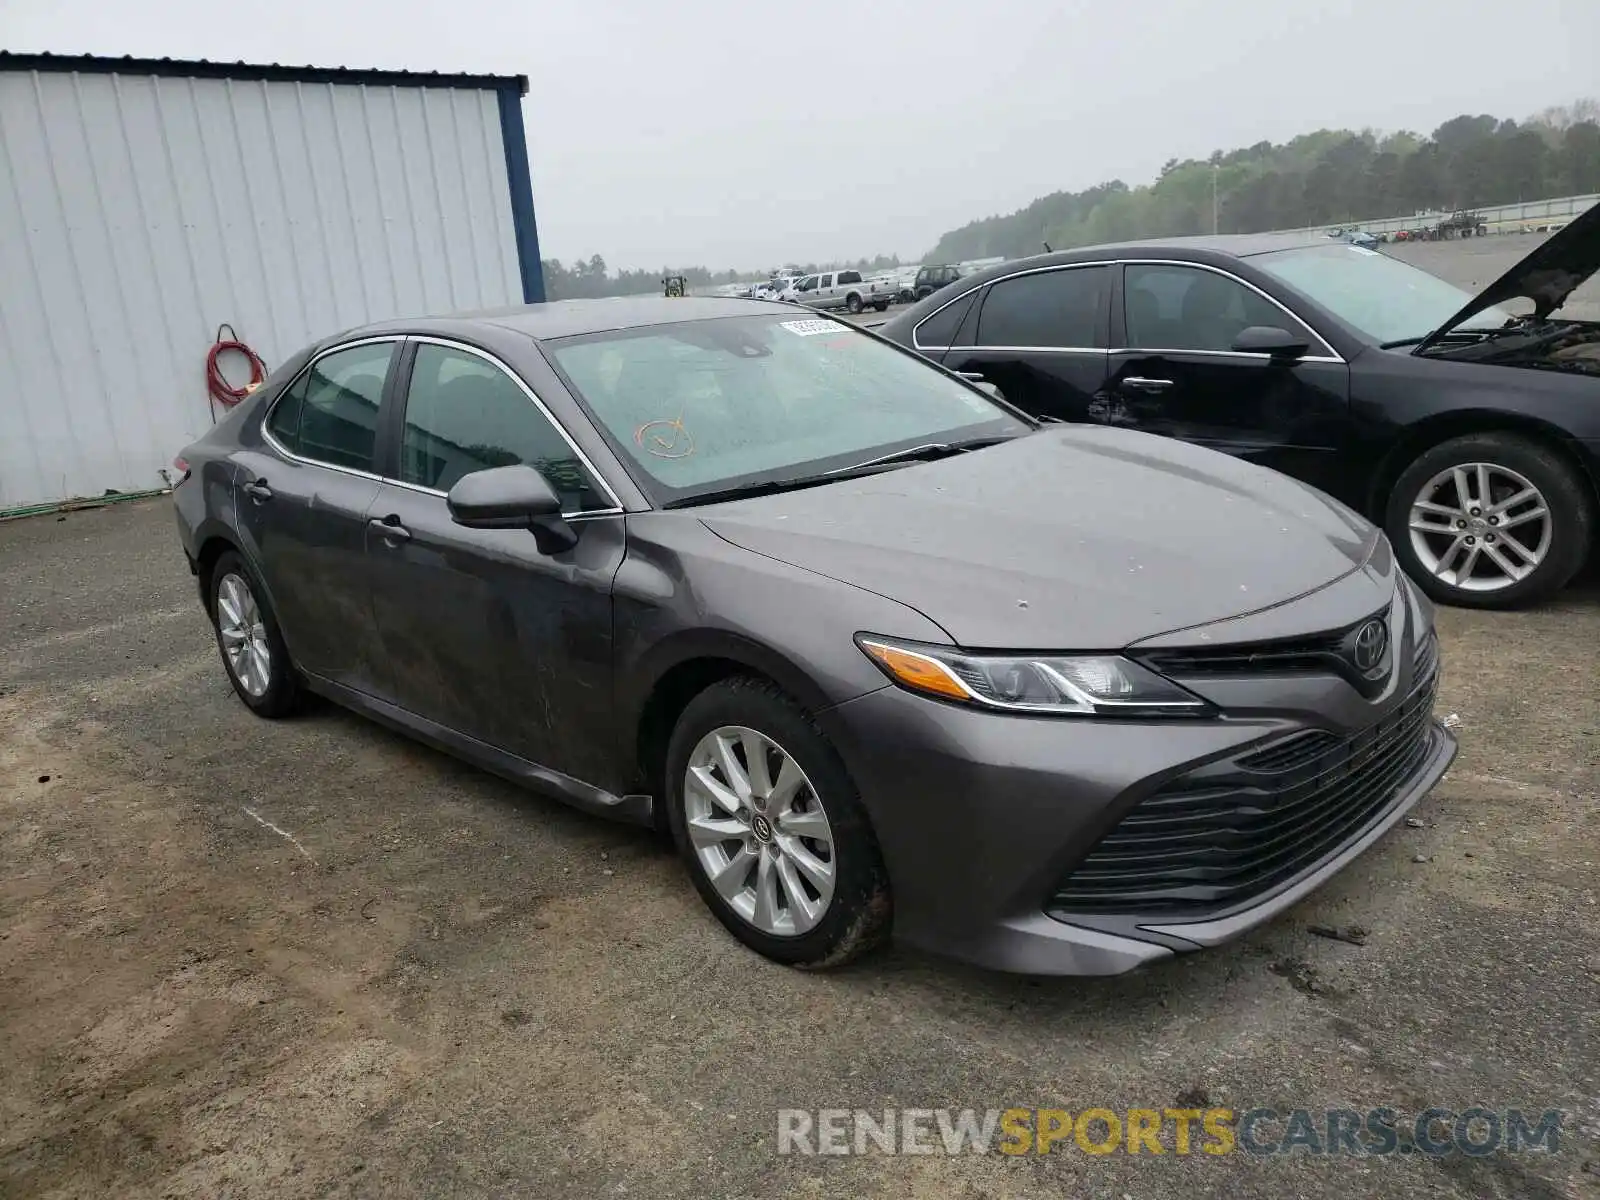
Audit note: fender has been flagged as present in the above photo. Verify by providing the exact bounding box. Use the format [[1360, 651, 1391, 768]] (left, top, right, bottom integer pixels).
[[620, 624, 843, 743]]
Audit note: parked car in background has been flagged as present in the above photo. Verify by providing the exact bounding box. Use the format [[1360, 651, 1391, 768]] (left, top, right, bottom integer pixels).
[[880, 204, 1600, 609], [172, 297, 1454, 975], [1328, 228, 1381, 248], [912, 263, 964, 301], [783, 270, 893, 313]]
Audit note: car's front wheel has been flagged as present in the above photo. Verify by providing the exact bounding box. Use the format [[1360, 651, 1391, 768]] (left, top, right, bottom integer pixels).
[[845, 293, 863, 314], [209, 550, 301, 716], [1386, 431, 1593, 609], [665, 676, 890, 968]]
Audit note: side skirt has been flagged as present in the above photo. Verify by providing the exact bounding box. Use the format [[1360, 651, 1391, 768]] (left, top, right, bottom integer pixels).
[[302, 673, 655, 826]]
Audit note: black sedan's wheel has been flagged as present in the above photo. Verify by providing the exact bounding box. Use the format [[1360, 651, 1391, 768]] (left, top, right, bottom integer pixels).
[[665, 676, 890, 968], [209, 551, 300, 716], [1386, 432, 1593, 609], [874, 301, 890, 312]]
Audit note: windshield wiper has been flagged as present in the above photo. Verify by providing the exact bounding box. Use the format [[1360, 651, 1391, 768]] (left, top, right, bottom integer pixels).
[[660, 435, 1021, 510], [661, 473, 849, 509], [826, 434, 1019, 476]]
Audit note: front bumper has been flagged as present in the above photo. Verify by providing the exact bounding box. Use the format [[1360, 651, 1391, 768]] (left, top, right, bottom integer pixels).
[[821, 608, 1456, 975]]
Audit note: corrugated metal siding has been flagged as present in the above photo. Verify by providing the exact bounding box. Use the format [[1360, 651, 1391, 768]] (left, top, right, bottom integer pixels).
[[0, 69, 525, 509]]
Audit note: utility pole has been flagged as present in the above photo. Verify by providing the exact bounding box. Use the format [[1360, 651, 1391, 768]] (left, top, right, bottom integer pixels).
[[1212, 164, 1220, 235]]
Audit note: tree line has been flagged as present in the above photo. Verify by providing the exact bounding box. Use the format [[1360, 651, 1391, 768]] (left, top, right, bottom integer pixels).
[[925, 100, 1600, 263], [540, 253, 908, 301]]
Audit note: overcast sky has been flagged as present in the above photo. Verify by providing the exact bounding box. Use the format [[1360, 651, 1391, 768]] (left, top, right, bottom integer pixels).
[[6, 0, 1597, 271]]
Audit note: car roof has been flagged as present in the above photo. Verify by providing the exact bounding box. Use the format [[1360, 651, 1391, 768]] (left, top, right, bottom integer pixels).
[[907, 232, 1334, 298], [346, 295, 797, 342]]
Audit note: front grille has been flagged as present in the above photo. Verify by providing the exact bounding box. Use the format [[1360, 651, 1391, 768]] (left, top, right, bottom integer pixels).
[[1139, 630, 1346, 676], [1049, 657, 1440, 918]]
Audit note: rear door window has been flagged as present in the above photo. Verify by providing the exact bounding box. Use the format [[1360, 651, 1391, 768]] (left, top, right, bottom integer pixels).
[[975, 267, 1107, 348], [269, 341, 393, 470]]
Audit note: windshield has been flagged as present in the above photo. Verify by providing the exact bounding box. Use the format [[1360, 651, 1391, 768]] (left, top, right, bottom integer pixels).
[[547, 314, 1025, 505], [1255, 243, 1515, 343]]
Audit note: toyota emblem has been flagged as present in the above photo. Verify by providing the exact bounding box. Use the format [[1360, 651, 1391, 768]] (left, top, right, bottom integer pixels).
[[1352, 619, 1388, 673]]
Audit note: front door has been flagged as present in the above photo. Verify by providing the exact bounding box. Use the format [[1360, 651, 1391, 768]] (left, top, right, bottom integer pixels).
[[364, 340, 625, 783], [1102, 262, 1351, 493], [234, 339, 396, 698], [940, 265, 1111, 422]]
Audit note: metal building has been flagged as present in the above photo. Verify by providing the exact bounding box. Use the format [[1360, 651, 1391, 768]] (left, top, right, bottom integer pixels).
[[0, 52, 545, 513]]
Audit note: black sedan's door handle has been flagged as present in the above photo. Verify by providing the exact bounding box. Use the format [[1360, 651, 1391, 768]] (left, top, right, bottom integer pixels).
[[1118, 376, 1175, 393], [957, 371, 986, 382], [368, 516, 411, 544], [242, 478, 273, 503]]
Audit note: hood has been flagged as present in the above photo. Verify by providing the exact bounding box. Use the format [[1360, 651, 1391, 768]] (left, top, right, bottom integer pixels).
[[697, 428, 1378, 649], [1425, 200, 1600, 344]]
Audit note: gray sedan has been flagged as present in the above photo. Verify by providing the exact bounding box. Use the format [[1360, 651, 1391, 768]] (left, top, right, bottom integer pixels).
[[172, 298, 1456, 974]]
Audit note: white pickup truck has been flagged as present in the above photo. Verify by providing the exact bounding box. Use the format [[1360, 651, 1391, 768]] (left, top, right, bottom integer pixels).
[[779, 269, 893, 313]]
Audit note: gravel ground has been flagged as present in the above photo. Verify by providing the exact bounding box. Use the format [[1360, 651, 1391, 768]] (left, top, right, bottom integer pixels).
[[1, 490, 1598, 1198], [1386, 232, 1600, 321]]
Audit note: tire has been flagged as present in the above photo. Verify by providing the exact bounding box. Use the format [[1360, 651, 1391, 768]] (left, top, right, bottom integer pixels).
[[1385, 431, 1593, 610], [874, 301, 889, 312], [208, 550, 301, 716], [664, 676, 891, 968], [845, 293, 863, 314]]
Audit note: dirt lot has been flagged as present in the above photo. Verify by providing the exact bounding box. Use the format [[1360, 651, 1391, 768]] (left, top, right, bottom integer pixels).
[[1, 499, 1597, 1200], [1386, 232, 1600, 322]]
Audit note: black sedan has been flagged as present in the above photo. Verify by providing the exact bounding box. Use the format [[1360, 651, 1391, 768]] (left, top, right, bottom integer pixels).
[[879, 206, 1600, 608]]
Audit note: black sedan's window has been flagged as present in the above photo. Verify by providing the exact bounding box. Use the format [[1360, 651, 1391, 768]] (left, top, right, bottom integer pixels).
[[913, 291, 976, 348], [976, 267, 1106, 348], [1124, 264, 1314, 353], [398, 344, 608, 512]]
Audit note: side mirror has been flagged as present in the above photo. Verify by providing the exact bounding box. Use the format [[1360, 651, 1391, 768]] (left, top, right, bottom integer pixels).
[[1231, 325, 1310, 359], [447, 465, 577, 554]]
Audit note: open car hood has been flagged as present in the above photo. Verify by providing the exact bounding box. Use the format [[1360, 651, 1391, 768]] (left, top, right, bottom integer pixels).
[[1423, 200, 1600, 346]]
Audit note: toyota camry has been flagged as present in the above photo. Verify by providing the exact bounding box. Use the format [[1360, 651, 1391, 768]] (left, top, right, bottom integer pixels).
[[173, 299, 1456, 974]]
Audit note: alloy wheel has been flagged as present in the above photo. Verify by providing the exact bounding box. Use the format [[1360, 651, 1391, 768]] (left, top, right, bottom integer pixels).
[[216, 572, 272, 697], [1407, 462, 1552, 593], [683, 725, 836, 937]]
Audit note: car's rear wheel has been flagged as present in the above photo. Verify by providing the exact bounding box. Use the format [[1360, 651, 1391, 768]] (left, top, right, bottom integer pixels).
[[1386, 432, 1593, 609], [664, 676, 890, 968], [874, 301, 889, 312], [209, 550, 300, 716], [845, 293, 863, 314]]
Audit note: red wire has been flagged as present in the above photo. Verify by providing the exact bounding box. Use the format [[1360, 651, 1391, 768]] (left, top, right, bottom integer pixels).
[[207, 335, 266, 414]]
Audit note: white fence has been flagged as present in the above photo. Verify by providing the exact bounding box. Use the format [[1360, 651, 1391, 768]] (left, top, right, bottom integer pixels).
[[1280, 192, 1598, 237]]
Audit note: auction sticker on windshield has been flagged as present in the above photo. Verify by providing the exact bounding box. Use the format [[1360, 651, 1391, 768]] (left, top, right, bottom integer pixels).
[[780, 319, 847, 337]]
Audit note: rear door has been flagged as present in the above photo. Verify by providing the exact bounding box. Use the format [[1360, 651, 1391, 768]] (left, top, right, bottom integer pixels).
[[364, 339, 626, 782], [1104, 262, 1350, 491], [234, 338, 397, 698], [940, 265, 1112, 422]]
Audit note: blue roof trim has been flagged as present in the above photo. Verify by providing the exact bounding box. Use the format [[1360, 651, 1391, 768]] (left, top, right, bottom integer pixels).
[[0, 51, 528, 94], [496, 89, 545, 304]]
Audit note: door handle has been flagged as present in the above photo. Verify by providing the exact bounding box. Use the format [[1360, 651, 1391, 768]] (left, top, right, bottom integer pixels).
[[242, 478, 273, 503], [957, 371, 986, 382], [1119, 376, 1175, 393], [368, 516, 411, 543]]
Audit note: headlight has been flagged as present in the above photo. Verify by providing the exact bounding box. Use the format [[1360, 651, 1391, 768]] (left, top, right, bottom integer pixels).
[[856, 636, 1208, 717]]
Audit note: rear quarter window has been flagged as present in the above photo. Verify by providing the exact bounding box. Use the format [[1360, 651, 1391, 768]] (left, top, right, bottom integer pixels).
[[913, 291, 977, 348]]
